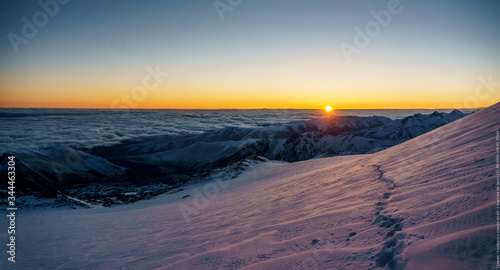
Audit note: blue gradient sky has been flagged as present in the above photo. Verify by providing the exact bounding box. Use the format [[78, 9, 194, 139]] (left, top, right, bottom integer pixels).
[[1, 0, 499, 109]]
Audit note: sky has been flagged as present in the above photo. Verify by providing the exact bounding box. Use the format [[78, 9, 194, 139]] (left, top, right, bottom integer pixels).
[[0, 0, 499, 109]]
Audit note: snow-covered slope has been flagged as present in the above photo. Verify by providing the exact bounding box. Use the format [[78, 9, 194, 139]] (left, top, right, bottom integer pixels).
[[9, 103, 497, 269]]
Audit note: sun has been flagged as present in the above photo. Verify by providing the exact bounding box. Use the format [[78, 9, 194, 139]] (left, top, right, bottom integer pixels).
[[325, 106, 333, 112]]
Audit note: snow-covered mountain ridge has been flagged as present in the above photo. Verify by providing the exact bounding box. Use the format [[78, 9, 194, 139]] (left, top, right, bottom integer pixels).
[[0, 110, 466, 194]]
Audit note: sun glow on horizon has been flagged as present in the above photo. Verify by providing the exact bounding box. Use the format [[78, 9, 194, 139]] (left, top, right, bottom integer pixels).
[[325, 106, 333, 112]]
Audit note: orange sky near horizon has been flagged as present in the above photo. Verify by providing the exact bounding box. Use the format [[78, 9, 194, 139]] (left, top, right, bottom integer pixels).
[[1, 92, 498, 110], [1, 73, 498, 109]]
